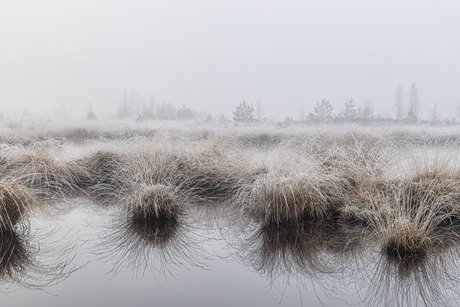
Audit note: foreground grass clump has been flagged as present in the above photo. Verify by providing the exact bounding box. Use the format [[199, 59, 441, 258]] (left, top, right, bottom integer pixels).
[[3, 150, 85, 199], [77, 150, 127, 202], [124, 142, 249, 202], [249, 175, 346, 224], [175, 145, 249, 199], [377, 164, 460, 262], [0, 180, 32, 230], [383, 218, 432, 262], [125, 184, 182, 222], [234, 155, 349, 225]]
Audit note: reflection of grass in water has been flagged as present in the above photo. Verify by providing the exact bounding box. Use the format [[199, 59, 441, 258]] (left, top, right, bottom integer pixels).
[[128, 216, 180, 248], [0, 230, 31, 280], [96, 212, 204, 278], [242, 221, 363, 279], [0, 225, 81, 293], [361, 243, 460, 307]]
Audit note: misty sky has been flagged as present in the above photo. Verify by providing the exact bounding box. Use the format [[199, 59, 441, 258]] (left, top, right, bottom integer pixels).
[[1, 0, 460, 120]]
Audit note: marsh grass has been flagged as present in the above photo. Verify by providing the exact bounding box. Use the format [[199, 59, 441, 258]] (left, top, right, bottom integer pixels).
[[236, 169, 348, 224], [76, 150, 127, 203], [124, 184, 182, 222], [233, 134, 392, 225], [0, 179, 33, 231], [174, 145, 251, 200], [4, 126, 460, 266], [1, 147, 86, 200]]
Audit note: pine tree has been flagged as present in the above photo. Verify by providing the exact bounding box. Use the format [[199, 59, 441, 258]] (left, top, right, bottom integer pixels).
[[233, 100, 255, 122], [314, 99, 334, 121], [343, 98, 357, 119]]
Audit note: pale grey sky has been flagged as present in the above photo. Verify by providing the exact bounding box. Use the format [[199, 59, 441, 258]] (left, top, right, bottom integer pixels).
[[1, 0, 460, 119]]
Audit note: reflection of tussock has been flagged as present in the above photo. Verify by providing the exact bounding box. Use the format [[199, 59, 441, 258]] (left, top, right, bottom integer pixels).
[[360, 245, 460, 307], [242, 221, 363, 279], [0, 225, 80, 293], [97, 214, 203, 278], [0, 230, 31, 280]]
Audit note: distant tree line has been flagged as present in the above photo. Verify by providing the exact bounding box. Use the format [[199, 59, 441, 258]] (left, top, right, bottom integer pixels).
[[232, 83, 459, 126], [114, 90, 202, 121]]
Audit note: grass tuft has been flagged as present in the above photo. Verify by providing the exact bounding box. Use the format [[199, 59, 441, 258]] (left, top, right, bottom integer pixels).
[[126, 184, 182, 222], [0, 180, 32, 231], [383, 218, 430, 262]]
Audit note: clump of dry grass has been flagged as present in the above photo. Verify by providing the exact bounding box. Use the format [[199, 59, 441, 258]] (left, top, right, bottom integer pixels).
[[76, 150, 127, 203], [122, 145, 181, 186], [175, 145, 249, 200], [2, 148, 86, 199], [243, 173, 347, 224], [383, 218, 432, 262], [233, 132, 400, 225], [123, 141, 251, 202], [0, 179, 33, 231], [125, 184, 182, 222], [339, 179, 396, 227], [375, 161, 460, 262], [233, 151, 350, 225]]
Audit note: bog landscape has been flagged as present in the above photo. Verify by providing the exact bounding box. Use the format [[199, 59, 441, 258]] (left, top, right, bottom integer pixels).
[[3, 1, 460, 306]]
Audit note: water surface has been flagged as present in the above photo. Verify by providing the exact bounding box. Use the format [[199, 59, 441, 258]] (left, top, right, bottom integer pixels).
[[1, 199, 460, 307]]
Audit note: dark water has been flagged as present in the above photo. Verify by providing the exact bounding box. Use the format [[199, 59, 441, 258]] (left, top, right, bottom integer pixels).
[[1, 200, 460, 307]]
